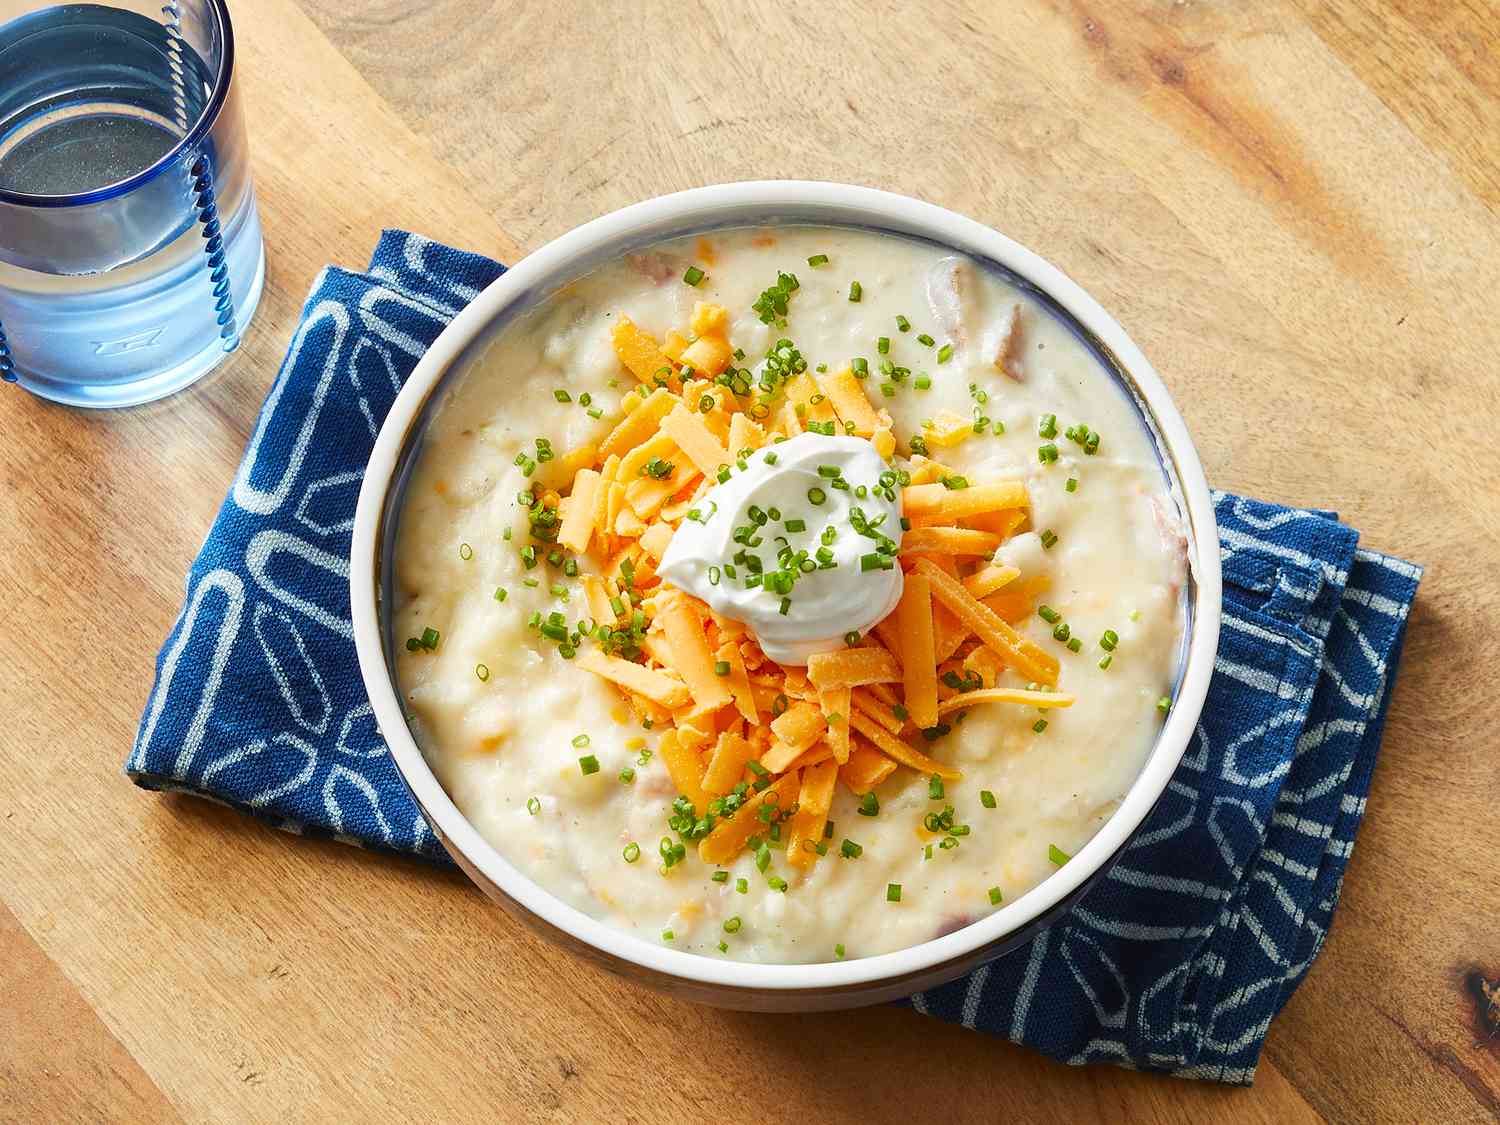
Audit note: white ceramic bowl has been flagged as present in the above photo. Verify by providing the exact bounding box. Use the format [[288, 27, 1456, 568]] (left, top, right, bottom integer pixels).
[[350, 181, 1221, 1011]]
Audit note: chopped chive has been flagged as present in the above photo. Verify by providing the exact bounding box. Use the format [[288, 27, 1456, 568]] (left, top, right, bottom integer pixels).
[[711, 870, 729, 883], [844, 630, 860, 647], [618, 767, 635, 784], [858, 792, 880, 817], [475, 662, 490, 682], [886, 883, 902, 903], [1067, 637, 1082, 653], [916, 333, 935, 347], [848, 281, 862, 302], [1065, 477, 1078, 493], [988, 886, 1003, 905], [578, 754, 600, 775], [1053, 622, 1071, 642], [723, 915, 743, 933], [1040, 529, 1059, 549], [928, 774, 945, 800], [1157, 695, 1171, 713], [662, 930, 674, 941], [1038, 413, 1058, 438], [807, 487, 827, 505], [683, 265, 705, 286], [914, 373, 932, 390], [840, 839, 863, 859], [623, 842, 641, 863], [1038, 442, 1060, 464], [714, 660, 731, 677], [553, 388, 572, 403], [494, 587, 508, 603], [980, 789, 997, 809], [807, 253, 829, 267], [1033, 719, 1048, 734], [526, 796, 541, 815], [767, 875, 787, 892], [877, 336, 890, 355], [835, 943, 846, 958], [851, 357, 868, 377], [572, 733, 590, 747], [1038, 605, 1060, 624], [1049, 844, 1071, 866], [896, 314, 911, 332], [736, 877, 749, 894], [936, 343, 954, 364], [784, 518, 806, 533], [1099, 654, 1113, 670], [1100, 629, 1119, 651]]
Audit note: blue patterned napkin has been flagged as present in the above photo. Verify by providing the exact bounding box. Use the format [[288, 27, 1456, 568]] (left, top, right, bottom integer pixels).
[[128, 231, 1421, 1084]]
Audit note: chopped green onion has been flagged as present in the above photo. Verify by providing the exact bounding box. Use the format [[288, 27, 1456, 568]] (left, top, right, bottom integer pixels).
[[578, 754, 600, 775], [844, 631, 860, 647], [848, 281, 862, 302], [877, 336, 890, 355], [928, 774, 945, 800], [1049, 844, 1071, 866], [526, 796, 541, 816], [784, 518, 806, 533], [714, 660, 731, 677], [683, 265, 705, 286], [723, 916, 743, 933], [1067, 637, 1082, 653], [858, 792, 880, 817], [914, 373, 931, 390], [736, 878, 749, 894], [1033, 719, 1048, 734], [937, 343, 954, 364], [1038, 443, 1059, 464], [618, 767, 635, 784], [896, 314, 911, 332], [980, 789, 997, 809], [1100, 629, 1119, 651], [1038, 605, 1061, 624], [835, 943, 846, 958], [1065, 477, 1078, 493], [807, 487, 827, 505], [711, 870, 729, 883], [886, 883, 902, 903], [916, 333, 935, 347], [807, 253, 829, 267], [553, 388, 572, 403], [1099, 654, 1113, 670], [1038, 413, 1058, 438], [475, 663, 490, 682], [623, 842, 641, 863], [494, 587, 508, 603], [662, 930, 674, 941], [1040, 529, 1059, 550], [840, 839, 863, 859], [1157, 695, 1171, 713], [988, 886, 1003, 905]]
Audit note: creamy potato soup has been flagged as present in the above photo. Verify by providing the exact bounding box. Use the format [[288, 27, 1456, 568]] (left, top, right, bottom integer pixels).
[[394, 226, 1186, 964]]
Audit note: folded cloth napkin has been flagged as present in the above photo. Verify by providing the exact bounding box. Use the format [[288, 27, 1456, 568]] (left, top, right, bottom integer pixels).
[[129, 231, 1421, 1084]]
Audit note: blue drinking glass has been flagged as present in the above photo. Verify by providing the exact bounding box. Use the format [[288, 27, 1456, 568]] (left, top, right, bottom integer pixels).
[[0, 0, 264, 408]]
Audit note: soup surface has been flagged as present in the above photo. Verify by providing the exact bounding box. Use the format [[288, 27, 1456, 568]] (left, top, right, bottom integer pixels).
[[394, 225, 1186, 964]]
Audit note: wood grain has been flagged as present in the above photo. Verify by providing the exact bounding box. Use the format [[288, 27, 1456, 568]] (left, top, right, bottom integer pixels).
[[2, 0, 1497, 1121]]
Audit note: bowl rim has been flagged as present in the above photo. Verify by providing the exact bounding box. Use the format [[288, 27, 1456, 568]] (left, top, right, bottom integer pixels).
[[350, 180, 1222, 992]]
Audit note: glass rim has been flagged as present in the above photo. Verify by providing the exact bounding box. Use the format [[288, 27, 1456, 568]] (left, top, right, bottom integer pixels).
[[0, 0, 236, 209]]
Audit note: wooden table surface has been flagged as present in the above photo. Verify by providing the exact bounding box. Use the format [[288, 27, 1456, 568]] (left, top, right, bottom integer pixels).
[[3, 1, 1498, 1121]]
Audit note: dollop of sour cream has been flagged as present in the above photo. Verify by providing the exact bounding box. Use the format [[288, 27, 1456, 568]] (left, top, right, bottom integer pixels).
[[659, 433, 904, 664]]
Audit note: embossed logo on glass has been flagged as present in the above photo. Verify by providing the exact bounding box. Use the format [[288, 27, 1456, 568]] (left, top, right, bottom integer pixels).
[[94, 327, 166, 356]]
